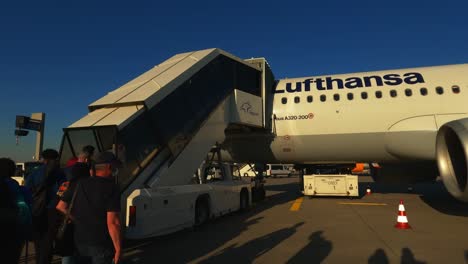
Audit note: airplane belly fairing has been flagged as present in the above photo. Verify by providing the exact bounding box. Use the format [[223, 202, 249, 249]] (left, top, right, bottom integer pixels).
[[271, 130, 437, 163], [222, 129, 439, 164]]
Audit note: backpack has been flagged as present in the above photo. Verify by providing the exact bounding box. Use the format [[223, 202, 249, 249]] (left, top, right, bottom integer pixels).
[[0, 180, 17, 224], [2, 179, 32, 240], [15, 187, 33, 239], [31, 166, 58, 230]]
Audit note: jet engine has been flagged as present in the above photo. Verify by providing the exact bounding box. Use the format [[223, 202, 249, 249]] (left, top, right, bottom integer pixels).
[[436, 118, 468, 202], [370, 162, 438, 184]]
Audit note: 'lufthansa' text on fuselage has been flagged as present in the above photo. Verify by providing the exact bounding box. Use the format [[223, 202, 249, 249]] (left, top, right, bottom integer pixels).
[[274, 72, 425, 94]]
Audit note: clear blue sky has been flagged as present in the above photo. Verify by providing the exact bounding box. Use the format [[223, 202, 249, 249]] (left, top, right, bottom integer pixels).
[[1, 0, 467, 162]]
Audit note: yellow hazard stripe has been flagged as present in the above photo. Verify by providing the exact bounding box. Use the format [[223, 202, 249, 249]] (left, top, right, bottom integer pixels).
[[338, 202, 387, 206], [290, 197, 304, 211]]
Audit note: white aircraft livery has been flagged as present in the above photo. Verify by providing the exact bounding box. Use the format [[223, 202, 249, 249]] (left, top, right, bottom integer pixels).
[[271, 64, 467, 163], [224, 62, 468, 202]]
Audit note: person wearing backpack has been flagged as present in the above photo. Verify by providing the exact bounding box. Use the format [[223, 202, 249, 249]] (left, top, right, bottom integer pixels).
[[56, 161, 91, 264], [56, 152, 122, 264], [25, 149, 66, 264], [0, 157, 32, 264]]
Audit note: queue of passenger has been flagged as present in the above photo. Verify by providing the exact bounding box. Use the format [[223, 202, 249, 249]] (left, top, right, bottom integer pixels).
[[0, 146, 122, 264]]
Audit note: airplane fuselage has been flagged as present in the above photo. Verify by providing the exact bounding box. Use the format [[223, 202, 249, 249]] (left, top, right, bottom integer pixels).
[[268, 64, 468, 164]]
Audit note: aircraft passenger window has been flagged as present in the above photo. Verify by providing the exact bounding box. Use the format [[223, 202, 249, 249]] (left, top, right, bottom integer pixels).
[[320, 95, 326, 102], [333, 94, 340, 101], [452, 85, 460, 94], [420, 87, 428, 96], [347, 93, 353, 100], [436, 86, 444, 95], [361, 92, 368, 99], [307, 95, 313, 103], [375, 91, 382, 99], [281, 97, 287, 104], [294, 96, 300, 103], [405, 89, 412, 97], [390, 90, 397, 97]]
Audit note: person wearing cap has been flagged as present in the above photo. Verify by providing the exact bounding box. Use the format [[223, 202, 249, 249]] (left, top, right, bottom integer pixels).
[[56, 151, 122, 264], [78, 145, 95, 175], [25, 148, 66, 264], [56, 162, 91, 264]]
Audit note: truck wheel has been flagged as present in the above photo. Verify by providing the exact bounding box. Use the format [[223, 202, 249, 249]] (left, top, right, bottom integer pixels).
[[251, 187, 257, 203], [240, 190, 249, 211], [195, 200, 209, 226], [259, 187, 266, 200]]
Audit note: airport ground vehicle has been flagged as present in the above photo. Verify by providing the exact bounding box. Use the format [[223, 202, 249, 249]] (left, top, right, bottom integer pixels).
[[240, 164, 294, 178], [12, 161, 42, 185], [302, 174, 359, 198], [265, 164, 293, 177], [351, 163, 370, 175], [126, 160, 253, 238]]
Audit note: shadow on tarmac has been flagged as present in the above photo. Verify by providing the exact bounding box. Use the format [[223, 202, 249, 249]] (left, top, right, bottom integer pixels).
[[286, 231, 332, 264], [199, 222, 305, 264], [368, 248, 389, 264], [124, 181, 301, 263], [368, 247, 427, 264], [400, 247, 427, 264]]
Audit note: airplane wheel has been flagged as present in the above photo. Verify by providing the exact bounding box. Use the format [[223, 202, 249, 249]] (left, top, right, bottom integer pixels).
[[240, 190, 249, 211]]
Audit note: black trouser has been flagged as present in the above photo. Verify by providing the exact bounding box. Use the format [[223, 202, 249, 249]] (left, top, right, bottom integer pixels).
[[33, 208, 57, 264], [75, 244, 114, 264]]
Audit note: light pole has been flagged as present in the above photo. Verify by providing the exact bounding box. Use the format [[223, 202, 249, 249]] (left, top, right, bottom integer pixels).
[[15, 112, 46, 161]]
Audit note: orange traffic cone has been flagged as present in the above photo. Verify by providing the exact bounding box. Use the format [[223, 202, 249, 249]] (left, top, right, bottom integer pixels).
[[395, 200, 411, 229], [366, 185, 372, 195]]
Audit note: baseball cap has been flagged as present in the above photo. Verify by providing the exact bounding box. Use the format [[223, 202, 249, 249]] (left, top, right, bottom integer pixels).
[[82, 145, 95, 156], [42, 149, 59, 160], [94, 151, 122, 167]]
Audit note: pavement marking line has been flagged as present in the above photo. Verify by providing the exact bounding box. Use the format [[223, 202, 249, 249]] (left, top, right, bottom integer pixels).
[[290, 197, 304, 211], [338, 202, 387, 206]]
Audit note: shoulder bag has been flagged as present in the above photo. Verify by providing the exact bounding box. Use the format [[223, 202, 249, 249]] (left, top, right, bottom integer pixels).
[[55, 182, 80, 256]]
